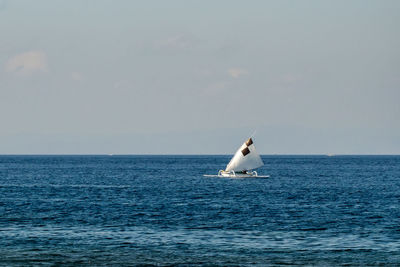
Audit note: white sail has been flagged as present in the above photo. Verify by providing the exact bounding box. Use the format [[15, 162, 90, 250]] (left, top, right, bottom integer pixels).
[[225, 138, 264, 172]]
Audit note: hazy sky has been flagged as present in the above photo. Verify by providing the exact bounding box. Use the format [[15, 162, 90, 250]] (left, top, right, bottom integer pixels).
[[1, 0, 399, 154]]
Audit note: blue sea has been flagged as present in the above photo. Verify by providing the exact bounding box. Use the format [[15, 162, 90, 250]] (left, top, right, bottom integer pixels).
[[0, 155, 399, 266]]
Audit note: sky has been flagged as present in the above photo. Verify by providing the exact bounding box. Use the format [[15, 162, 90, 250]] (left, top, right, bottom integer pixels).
[[0, 0, 399, 154]]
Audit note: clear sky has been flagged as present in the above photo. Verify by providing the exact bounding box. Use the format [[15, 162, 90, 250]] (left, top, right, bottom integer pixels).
[[1, 0, 399, 154]]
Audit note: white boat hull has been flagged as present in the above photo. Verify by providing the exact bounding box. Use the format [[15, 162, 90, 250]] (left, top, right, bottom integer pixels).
[[204, 170, 269, 178]]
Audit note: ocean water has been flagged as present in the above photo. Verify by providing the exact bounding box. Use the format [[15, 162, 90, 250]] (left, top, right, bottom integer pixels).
[[0, 155, 399, 266]]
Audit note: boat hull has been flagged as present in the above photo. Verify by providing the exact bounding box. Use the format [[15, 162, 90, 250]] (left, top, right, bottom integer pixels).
[[203, 170, 269, 178], [203, 174, 270, 178]]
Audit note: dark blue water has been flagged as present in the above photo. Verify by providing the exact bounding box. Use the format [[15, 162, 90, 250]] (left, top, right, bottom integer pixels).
[[0, 155, 399, 266]]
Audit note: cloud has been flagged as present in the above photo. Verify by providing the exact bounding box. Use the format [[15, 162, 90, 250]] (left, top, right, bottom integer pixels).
[[157, 34, 197, 50], [4, 51, 48, 76], [227, 68, 248, 78], [71, 72, 83, 81], [202, 81, 230, 96], [281, 74, 303, 85]]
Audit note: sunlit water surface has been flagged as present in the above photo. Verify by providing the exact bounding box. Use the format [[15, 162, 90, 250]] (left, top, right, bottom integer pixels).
[[0, 155, 399, 265]]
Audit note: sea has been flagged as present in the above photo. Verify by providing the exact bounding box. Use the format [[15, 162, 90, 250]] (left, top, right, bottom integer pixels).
[[0, 155, 399, 266]]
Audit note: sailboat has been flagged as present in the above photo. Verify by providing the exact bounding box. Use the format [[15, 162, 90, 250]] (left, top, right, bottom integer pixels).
[[204, 137, 269, 178]]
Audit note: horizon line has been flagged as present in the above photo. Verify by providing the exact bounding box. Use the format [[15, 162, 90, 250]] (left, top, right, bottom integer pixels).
[[0, 154, 399, 156]]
